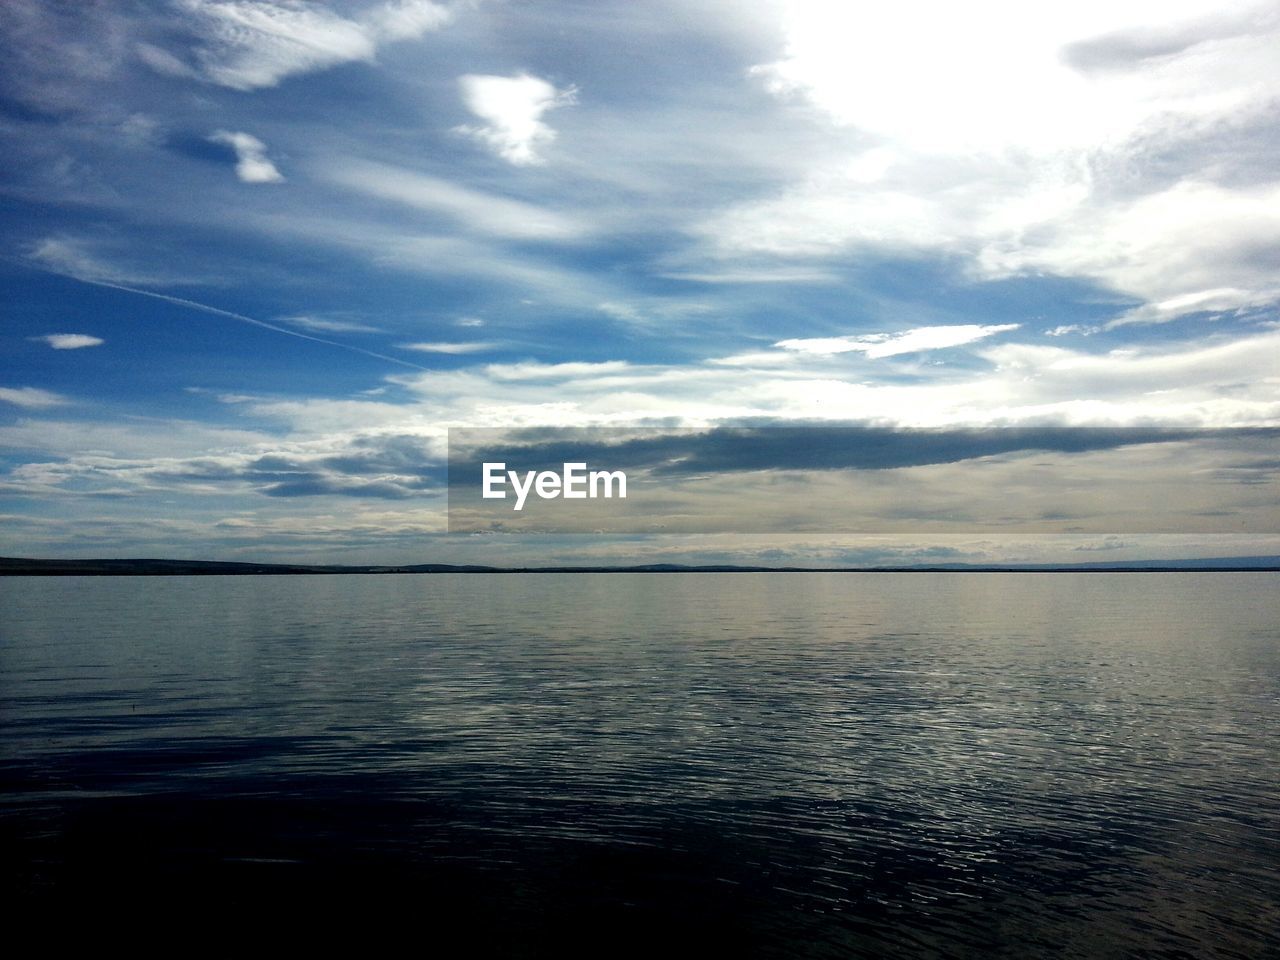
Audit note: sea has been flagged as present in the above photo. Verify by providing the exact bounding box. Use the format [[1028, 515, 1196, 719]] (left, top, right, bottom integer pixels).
[[2, 572, 1277, 957]]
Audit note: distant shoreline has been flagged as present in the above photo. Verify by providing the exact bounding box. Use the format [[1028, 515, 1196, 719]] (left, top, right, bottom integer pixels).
[[2, 557, 1278, 576]]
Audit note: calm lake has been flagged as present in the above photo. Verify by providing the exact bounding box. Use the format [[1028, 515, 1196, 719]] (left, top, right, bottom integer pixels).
[[2, 573, 1278, 956]]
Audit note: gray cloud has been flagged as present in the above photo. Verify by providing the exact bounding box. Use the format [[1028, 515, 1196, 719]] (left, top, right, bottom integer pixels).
[[260, 477, 420, 499], [447, 425, 1280, 535], [454, 424, 1280, 477], [1061, 12, 1262, 74], [6, 430, 446, 502]]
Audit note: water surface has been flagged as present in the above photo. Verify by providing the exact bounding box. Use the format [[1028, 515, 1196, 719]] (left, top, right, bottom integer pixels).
[[2, 573, 1277, 956]]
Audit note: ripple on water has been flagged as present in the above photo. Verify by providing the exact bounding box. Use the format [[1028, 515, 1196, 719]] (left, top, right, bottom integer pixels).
[[1, 572, 1277, 957]]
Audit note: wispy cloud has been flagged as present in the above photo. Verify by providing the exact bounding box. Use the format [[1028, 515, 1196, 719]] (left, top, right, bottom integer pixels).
[[38, 273, 431, 372], [660, 268, 838, 285], [28, 237, 160, 286], [368, 232, 611, 303], [776, 324, 1020, 358], [209, 130, 284, 183], [30, 333, 104, 350], [1104, 284, 1276, 329], [321, 159, 585, 238], [380, 327, 1280, 431], [456, 73, 577, 165], [160, 0, 452, 91], [400, 341, 500, 354], [0, 386, 70, 409], [279, 315, 383, 334]]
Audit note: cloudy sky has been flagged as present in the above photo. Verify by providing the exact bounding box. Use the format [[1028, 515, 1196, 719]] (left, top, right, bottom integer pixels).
[[2, 0, 1278, 564]]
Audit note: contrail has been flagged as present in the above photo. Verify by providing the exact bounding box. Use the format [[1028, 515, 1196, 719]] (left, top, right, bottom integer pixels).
[[74, 276, 432, 372]]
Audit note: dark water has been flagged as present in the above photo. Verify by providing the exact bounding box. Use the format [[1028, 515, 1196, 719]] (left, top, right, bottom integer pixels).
[[2, 573, 1278, 956]]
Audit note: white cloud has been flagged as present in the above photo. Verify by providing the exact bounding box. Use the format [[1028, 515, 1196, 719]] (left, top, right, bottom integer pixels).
[[209, 129, 284, 183], [981, 180, 1280, 322], [1107, 289, 1262, 329], [978, 330, 1280, 401], [481, 360, 631, 382], [28, 237, 156, 285], [365, 0, 454, 41], [399, 341, 499, 354], [706, 350, 799, 368], [0, 386, 70, 409], [322, 159, 585, 238], [776, 324, 1021, 358], [169, 0, 451, 91], [457, 73, 576, 165], [708, 0, 1280, 323], [752, 1, 1278, 153], [31, 333, 104, 350], [381, 327, 1280, 431], [280, 315, 382, 334]]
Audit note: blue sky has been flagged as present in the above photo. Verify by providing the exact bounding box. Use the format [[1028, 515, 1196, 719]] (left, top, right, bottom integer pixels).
[[2, 0, 1278, 564]]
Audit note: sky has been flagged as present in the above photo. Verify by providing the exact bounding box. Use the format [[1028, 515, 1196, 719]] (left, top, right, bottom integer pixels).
[[1, 0, 1278, 565]]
